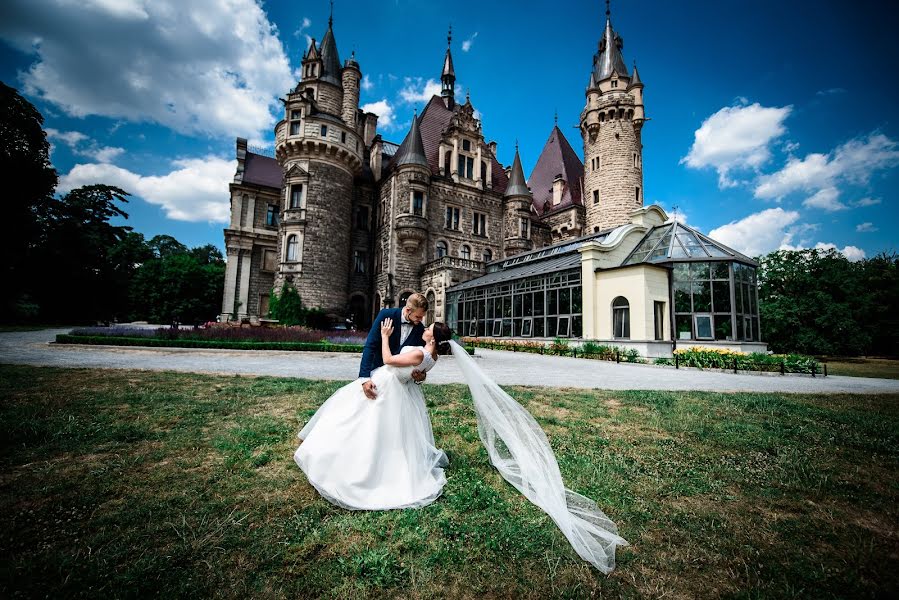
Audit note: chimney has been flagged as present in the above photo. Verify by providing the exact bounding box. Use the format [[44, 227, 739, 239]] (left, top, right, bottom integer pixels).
[[370, 135, 383, 182], [364, 112, 379, 147]]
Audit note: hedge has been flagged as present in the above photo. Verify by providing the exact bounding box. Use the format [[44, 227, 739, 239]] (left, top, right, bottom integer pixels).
[[56, 334, 365, 353]]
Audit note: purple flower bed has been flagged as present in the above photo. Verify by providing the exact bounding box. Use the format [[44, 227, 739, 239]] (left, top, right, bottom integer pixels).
[[69, 325, 369, 344]]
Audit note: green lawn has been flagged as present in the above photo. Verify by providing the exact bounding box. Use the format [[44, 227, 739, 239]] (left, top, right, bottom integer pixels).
[[822, 357, 899, 379], [1, 365, 897, 598]]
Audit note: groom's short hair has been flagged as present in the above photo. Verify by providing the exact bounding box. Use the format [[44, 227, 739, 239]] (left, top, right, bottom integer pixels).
[[405, 293, 429, 312]]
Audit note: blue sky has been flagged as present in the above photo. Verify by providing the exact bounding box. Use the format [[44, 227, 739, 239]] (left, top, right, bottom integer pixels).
[[1, 0, 896, 259]]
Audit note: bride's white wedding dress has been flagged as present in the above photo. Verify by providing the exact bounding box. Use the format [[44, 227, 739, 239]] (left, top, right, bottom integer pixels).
[[294, 346, 447, 510]]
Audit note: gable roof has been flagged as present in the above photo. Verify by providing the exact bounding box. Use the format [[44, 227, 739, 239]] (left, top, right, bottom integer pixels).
[[416, 95, 509, 193], [243, 152, 282, 189], [528, 126, 584, 215]]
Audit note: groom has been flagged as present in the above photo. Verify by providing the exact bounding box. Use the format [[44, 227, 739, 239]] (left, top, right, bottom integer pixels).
[[359, 292, 429, 399]]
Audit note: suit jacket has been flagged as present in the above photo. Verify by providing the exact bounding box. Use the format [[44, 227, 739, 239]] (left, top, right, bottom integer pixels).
[[359, 307, 425, 378]]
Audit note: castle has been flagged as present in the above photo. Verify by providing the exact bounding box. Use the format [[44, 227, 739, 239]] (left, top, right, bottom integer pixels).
[[220, 4, 764, 355]]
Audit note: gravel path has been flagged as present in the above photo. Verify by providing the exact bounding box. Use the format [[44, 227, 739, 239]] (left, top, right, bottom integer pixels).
[[2, 329, 898, 394]]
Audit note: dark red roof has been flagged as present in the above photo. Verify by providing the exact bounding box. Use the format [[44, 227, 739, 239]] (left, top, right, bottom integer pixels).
[[243, 152, 283, 189], [528, 126, 584, 215], [418, 95, 508, 194]]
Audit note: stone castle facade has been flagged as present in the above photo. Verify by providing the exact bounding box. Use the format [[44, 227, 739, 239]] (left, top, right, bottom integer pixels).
[[221, 6, 645, 328]]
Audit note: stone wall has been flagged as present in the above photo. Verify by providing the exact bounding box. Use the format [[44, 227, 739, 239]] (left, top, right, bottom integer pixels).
[[584, 113, 644, 231]]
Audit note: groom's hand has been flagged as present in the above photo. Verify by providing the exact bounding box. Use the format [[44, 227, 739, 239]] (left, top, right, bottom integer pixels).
[[362, 380, 377, 399], [411, 370, 426, 384]]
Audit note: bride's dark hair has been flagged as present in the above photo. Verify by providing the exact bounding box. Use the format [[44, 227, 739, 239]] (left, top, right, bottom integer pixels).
[[432, 322, 453, 355]]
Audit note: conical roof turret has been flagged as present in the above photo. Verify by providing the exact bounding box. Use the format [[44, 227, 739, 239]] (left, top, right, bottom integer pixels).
[[441, 26, 455, 104], [591, 3, 629, 82], [319, 18, 342, 86], [629, 63, 643, 87], [504, 147, 530, 198], [393, 114, 429, 169]]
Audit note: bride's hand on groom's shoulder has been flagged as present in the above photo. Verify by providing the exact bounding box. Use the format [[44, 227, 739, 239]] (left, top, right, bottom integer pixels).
[[380, 318, 394, 338]]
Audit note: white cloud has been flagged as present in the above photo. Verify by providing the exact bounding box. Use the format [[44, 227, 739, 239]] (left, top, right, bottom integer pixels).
[[681, 102, 792, 188], [45, 128, 89, 146], [813, 242, 866, 262], [361, 74, 373, 91], [708, 207, 800, 257], [90, 146, 126, 163], [360, 99, 395, 130], [294, 17, 311, 37], [461, 32, 478, 52], [58, 156, 235, 222], [45, 128, 124, 163], [0, 0, 294, 140], [802, 187, 847, 212], [399, 77, 442, 103], [754, 133, 899, 200], [852, 197, 882, 207], [856, 222, 878, 233]]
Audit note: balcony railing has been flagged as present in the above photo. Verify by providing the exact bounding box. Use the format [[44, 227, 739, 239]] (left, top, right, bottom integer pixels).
[[421, 255, 486, 275]]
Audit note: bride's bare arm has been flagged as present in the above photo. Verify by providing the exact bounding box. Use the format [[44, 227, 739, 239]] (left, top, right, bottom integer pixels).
[[380, 318, 425, 367]]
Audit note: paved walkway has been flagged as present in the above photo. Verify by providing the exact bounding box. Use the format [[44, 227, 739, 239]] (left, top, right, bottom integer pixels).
[[2, 329, 898, 394]]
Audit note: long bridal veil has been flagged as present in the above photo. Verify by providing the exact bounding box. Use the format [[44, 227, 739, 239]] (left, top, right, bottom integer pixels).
[[448, 340, 628, 573]]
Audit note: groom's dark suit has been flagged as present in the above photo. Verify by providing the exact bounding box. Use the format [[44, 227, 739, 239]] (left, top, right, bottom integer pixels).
[[359, 307, 426, 378]]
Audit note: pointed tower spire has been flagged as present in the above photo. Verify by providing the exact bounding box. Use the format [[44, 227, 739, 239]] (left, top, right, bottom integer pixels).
[[592, 1, 629, 81], [629, 62, 643, 87], [441, 25, 456, 106], [318, 6, 342, 86], [504, 147, 531, 198], [393, 113, 429, 169]]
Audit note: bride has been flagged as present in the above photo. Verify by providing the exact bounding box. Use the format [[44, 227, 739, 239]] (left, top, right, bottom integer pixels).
[[295, 319, 628, 573], [294, 317, 453, 510]]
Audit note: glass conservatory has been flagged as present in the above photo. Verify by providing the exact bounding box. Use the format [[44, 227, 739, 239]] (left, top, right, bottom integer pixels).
[[621, 221, 760, 342]]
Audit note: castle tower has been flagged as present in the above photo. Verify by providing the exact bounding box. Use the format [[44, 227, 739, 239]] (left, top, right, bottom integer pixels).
[[503, 147, 534, 257], [274, 14, 364, 313], [441, 26, 456, 109], [580, 1, 645, 231]]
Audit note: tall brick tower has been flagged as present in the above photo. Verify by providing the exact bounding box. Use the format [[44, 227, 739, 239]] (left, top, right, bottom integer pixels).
[[273, 12, 364, 313], [580, 0, 645, 232]]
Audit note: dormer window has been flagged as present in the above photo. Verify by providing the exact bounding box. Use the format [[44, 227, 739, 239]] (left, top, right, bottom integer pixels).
[[457, 154, 474, 179], [462, 139, 471, 152], [290, 184, 305, 209], [611, 79, 618, 88]]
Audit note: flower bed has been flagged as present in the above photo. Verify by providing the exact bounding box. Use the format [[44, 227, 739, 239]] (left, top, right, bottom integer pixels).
[[56, 334, 364, 353], [654, 346, 821, 375], [461, 337, 644, 363], [70, 325, 368, 345]]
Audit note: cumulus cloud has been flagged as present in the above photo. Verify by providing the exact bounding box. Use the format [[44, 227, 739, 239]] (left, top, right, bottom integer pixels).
[[681, 102, 792, 188], [852, 197, 882, 207], [0, 0, 294, 140], [361, 99, 396, 130], [754, 133, 899, 200], [802, 187, 847, 212], [361, 74, 373, 91], [58, 156, 236, 222], [461, 32, 478, 52], [45, 128, 124, 163], [399, 77, 442, 103], [708, 207, 800, 257], [856, 222, 878, 233], [813, 242, 866, 262]]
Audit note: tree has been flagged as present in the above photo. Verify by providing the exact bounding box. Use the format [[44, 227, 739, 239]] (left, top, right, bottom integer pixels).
[[860, 252, 899, 356], [1, 82, 58, 319], [268, 282, 306, 326], [758, 248, 872, 355]]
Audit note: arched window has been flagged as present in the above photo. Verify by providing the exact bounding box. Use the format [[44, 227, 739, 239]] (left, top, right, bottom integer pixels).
[[426, 291, 436, 325], [483, 248, 493, 262], [436, 240, 448, 258], [286, 235, 298, 261], [613, 296, 630, 339], [460, 244, 471, 260]]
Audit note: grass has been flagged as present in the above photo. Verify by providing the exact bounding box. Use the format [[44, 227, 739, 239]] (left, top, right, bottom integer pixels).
[[0, 365, 897, 598], [821, 357, 899, 379]]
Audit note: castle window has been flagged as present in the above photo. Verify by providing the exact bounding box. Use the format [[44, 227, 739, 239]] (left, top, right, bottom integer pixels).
[[290, 122, 300, 135], [290, 184, 305, 209], [481, 161, 487, 182], [460, 245, 471, 260], [412, 191, 424, 216], [341, 131, 347, 143], [355, 205, 369, 230], [266, 204, 279, 227], [320, 125, 327, 137], [436, 240, 448, 258], [636, 186, 641, 202], [353, 249, 367, 274], [291, 110, 301, 120], [611, 79, 618, 88], [473, 212, 487, 236], [286, 235, 299, 262], [445, 206, 460, 230], [519, 217, 530, 239], [457, 155, 474, 179], [593, 190, 599, 205], [612, 296, 630, 339], [633, 153, 638, 168], [462, 139, 471, 151], [483, 248, 493, 262], [262, 249, 277, 272]]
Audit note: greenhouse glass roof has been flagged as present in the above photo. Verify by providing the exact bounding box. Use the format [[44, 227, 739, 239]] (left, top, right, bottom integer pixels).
[[622, 221, 757, 266]]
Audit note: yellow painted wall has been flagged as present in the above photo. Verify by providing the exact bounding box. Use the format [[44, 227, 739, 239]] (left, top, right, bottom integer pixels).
[[594, 266, 669, 341]]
